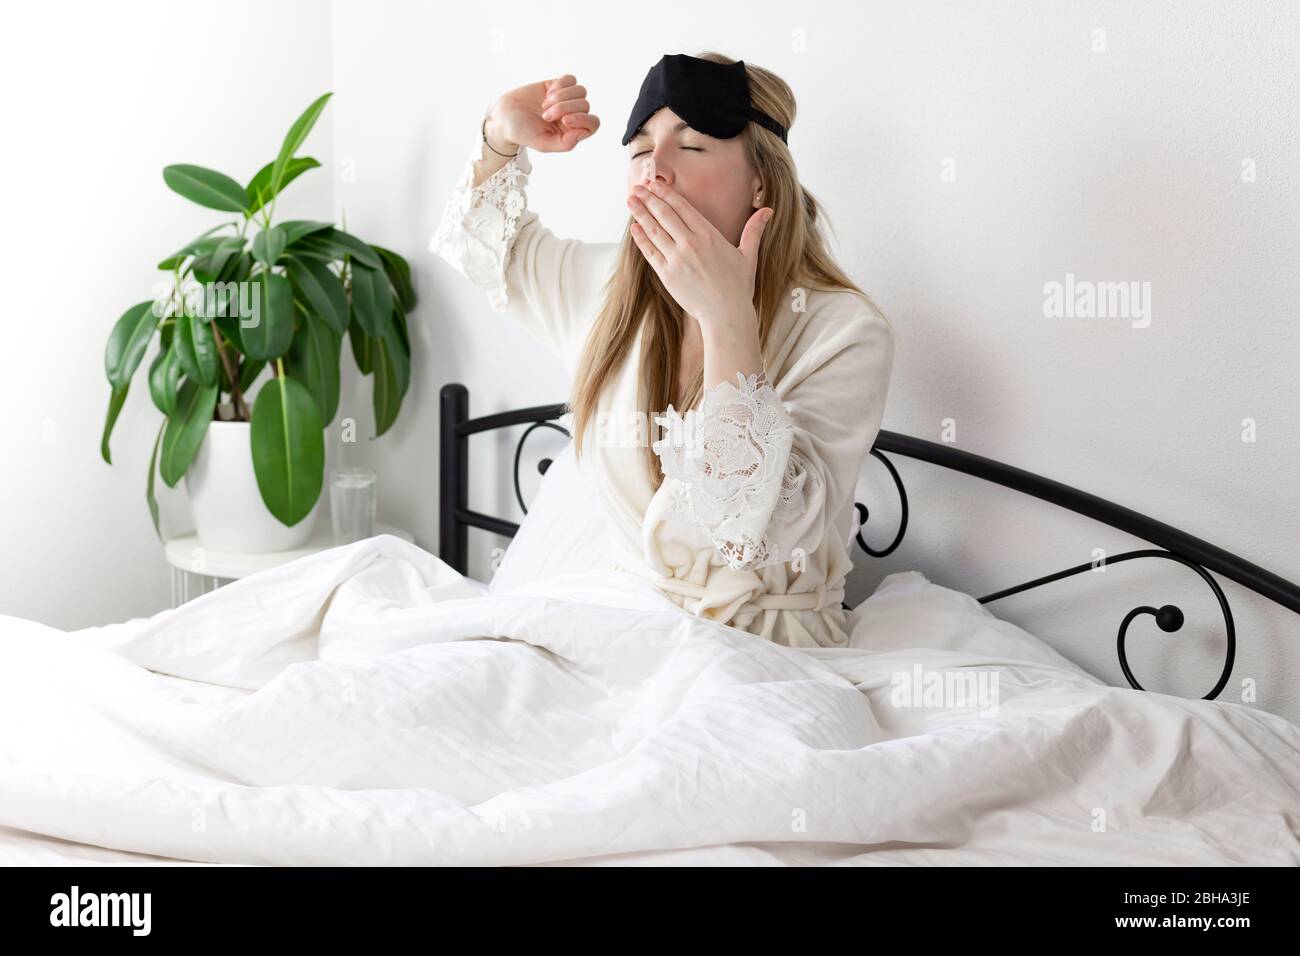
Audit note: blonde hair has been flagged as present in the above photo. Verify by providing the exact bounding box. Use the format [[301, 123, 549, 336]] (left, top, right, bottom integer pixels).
[[568, 50, 888, 492]]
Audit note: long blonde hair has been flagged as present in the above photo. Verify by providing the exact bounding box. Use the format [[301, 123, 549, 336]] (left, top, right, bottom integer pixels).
[[569, 50, 887, 492]]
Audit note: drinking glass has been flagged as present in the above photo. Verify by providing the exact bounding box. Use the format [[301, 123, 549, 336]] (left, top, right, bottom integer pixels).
[[331, 467, 377, 545]]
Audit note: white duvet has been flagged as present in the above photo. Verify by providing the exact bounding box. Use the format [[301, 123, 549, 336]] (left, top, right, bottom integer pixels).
[[1, 529, 1298, 866]]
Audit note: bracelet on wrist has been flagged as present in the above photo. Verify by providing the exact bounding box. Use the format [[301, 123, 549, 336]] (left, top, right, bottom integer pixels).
[[481, 115, 519, 158]]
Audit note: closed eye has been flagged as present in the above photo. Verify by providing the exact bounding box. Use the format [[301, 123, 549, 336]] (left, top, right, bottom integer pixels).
[[631, 147, 704, 158]]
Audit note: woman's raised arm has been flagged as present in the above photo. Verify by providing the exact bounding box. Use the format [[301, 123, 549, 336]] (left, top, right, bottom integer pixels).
[[429, 75, 614, 374]]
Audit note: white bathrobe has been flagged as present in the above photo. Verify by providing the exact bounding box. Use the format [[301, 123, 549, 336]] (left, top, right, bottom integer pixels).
[[430, 126, 896, 648]]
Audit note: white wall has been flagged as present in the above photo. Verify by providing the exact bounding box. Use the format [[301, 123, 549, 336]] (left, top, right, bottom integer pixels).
[[4, 1, 1297, 721], [0, 0, 334, 627]]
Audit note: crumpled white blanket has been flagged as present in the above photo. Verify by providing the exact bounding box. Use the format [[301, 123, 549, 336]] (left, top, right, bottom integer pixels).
[[0, 534, 1296, 865]]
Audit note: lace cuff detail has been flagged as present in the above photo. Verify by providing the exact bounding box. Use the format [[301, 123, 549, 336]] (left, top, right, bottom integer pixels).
[[651, 370, 811, 571], [427, 127, 532, 312]]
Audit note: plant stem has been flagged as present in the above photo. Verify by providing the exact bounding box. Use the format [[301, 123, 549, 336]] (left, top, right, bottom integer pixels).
[[212, 322, 249, 421]]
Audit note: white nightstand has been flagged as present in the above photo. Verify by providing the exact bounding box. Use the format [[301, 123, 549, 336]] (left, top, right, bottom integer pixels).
[[163, 522, 414, 606]]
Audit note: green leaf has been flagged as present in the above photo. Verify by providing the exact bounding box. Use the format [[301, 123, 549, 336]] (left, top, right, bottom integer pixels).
[[191, 236, 246, 284], [205, 265, 248, 325], [278, 220, 334, 246], [162, 164, 249, 213], [100, 383, 130, 464], [374, 245, 417, 312], [348, 320, 373, 375], [394, 303, 411, 353], [349, 262, 393, 338], [251, 227, 286, 269], [288, 228, 381, 269], [160, 379, 218, 487], [184, 236, 231, 261], [372, 319, 410, 438], [105, 300, 162, 389], [206, 257, 256, 356], [146, 420, 165, 541], [241, 272, 294, 360], [174, 311, 219, 387], [387, 314, 411, 391], [286, 304, 342, 425], [213, 314, 244, 356], [158, 222, 237, 270], [281, 237, 336, 264], [149, 341, 182, 416], [324, 228, 381, 269], [251, 372, 324, 526], [271, 93, 332, 197], [238, 358, 266, 393], [215, 249, 253, 285], [286, 254, 348, 333], [253, 220, 331, 270], [245, 157, 321, 216]]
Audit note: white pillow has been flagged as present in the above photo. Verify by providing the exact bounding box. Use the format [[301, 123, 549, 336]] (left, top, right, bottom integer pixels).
[[848, 570, 1098, 675], [487, 440, 616, 594]]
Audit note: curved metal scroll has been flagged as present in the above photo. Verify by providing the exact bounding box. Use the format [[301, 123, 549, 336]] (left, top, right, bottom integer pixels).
[[853, 448, 909, 558], [512, 421, 571, 515], [845, 430, 1299, 701], [976, 549, 1236, 700]]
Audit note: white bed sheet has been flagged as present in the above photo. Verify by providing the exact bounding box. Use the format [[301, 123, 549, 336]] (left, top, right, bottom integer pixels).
[[0, 532, 1297, 866]]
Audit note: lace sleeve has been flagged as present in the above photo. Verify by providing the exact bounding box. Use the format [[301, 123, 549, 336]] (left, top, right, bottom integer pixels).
[[428, 121, 618, 372], [427, 127, 533, 312], [652, 369, 814, 572], [651, 302, 895, 576]]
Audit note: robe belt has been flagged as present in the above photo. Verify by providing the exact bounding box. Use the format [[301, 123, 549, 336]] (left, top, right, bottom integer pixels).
[[623, 564, 844, 613], [749, 588, 845, 611]]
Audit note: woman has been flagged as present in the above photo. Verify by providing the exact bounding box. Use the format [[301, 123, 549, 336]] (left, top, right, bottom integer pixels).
[[430, 52, 895, 649]]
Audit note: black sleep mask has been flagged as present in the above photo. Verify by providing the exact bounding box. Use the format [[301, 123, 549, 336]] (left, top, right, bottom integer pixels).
[[621, 54, 788, 147]]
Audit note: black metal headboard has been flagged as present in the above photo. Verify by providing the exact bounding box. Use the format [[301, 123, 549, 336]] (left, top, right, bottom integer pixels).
[[439, 382, 1300, 700]]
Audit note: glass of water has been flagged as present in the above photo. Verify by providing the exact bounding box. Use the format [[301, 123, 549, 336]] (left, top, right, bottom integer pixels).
[[331, 466, 377, 545]]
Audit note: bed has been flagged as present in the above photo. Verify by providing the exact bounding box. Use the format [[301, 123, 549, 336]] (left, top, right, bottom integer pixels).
[[0, 382, 1297, 865]]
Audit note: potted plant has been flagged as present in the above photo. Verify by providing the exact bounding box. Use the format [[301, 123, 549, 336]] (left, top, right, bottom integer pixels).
[[99, 92, 416, 552]]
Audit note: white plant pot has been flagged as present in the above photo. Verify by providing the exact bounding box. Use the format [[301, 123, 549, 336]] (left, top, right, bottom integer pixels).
[[185, 420, 319, 553]]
